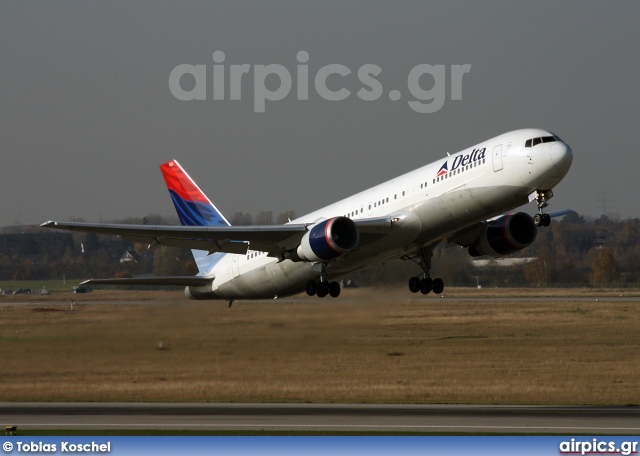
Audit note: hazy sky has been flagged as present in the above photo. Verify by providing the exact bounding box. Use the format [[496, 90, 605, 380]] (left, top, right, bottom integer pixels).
[[2, 1, 639, 226]]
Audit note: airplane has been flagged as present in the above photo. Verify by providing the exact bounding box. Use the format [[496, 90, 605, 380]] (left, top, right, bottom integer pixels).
[[42, 128, 572, 303]]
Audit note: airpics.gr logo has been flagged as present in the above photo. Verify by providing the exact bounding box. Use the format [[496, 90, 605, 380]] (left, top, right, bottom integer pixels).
[[436, 147, 486, 177]]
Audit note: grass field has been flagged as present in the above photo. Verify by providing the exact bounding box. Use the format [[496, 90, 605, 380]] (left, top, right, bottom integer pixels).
[[0, 287, 639, 405]]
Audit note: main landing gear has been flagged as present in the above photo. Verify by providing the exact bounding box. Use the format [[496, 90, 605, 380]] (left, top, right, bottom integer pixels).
[[533, 190, 552, 227], [406, 247, 444, 295], [305, 263, 341, 298], [306, 280, 341, 298]]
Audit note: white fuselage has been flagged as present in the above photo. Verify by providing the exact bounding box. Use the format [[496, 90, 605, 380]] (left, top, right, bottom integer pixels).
[[189, 128, 572, 300]]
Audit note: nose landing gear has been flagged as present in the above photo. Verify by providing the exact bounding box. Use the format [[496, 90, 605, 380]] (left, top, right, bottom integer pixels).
[[533, 189, 553, 227], [534, 212, 551, 227]]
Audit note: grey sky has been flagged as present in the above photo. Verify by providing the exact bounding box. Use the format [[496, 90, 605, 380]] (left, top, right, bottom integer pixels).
[[2, 1, 639, 226]]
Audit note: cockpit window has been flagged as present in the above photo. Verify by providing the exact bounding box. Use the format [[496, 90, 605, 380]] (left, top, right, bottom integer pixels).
[[525, 135, 557, 147]]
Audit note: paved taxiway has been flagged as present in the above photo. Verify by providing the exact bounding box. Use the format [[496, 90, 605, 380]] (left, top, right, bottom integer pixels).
[[3, 403, 640, 434]]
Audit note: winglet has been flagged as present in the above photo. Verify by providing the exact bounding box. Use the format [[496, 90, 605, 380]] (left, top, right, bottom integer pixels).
[[159, 160, 231, 227]]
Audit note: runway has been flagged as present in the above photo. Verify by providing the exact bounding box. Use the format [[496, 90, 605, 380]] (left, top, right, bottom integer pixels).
[[2, 403, 640, 434], [2, 294, 639, 307]]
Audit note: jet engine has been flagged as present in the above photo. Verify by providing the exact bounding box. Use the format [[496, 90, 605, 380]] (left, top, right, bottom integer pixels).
[[295, 217, 360, 262], [468, 212, 537, 258]]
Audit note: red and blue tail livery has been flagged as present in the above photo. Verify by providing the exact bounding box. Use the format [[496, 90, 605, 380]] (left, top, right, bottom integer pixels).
[[159, 160, 230, 227]]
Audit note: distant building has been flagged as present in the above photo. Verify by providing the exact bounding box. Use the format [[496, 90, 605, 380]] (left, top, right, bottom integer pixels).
[[119, 250, 141, 264], [471, 257, 537, 268]]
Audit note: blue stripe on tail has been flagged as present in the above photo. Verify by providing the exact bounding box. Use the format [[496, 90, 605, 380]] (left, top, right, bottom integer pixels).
[[169, 191, 229, 227]]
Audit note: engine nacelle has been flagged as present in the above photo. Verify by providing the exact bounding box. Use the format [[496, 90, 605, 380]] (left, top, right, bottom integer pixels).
[[468, 212, 537, 258], [296, 217, 359, 262]]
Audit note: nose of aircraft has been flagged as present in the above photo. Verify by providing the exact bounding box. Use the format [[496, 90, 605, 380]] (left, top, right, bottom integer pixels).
[[550, 142, 573, 172]]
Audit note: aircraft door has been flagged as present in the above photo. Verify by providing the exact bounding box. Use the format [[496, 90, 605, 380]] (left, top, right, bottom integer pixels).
[[230, 254, 241, 278], [492, 144, 503, 172]]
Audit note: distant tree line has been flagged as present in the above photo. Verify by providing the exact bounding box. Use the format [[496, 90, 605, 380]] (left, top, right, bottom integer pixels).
[[1, 212, 638, 288]]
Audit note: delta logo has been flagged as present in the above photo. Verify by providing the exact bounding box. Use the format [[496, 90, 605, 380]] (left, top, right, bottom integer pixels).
[[435, 148, 487, 177]]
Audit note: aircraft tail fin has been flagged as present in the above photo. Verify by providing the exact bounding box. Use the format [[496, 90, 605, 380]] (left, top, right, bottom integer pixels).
[[159, 160, 231, 228], [159, 159, 230, 273]]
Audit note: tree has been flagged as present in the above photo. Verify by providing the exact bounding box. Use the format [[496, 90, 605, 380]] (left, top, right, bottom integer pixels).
[[231, 212, 252, 225], [18, 233, 41, 255], [589, 248, 620, 286], [524, 246, 552, 286], [276, 211, 297, 224], [255, 211, 273, 225], [613, 219, 640, 252], [153, 247, 182, 276]]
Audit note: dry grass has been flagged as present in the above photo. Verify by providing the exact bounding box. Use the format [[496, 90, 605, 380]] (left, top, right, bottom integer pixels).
[[0, 288, 639, 404]]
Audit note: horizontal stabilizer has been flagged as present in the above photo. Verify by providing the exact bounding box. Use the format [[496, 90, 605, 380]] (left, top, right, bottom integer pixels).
[[80, 276, 212, 287]]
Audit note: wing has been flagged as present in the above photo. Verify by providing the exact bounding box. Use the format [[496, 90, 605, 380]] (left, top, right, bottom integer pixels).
[[41, 216, 395, 258]]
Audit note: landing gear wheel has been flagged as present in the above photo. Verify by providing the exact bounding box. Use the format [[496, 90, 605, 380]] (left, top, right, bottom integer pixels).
[[542, 213, 551, 227], [305, 280, 317, 296], [408, 277, 421, 293], [432, 278, 444, 294], [329, 281, 341, 298], [420, 277, 432, 294], [534, 213, 543, 227], [317, 282, 329, 298]]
